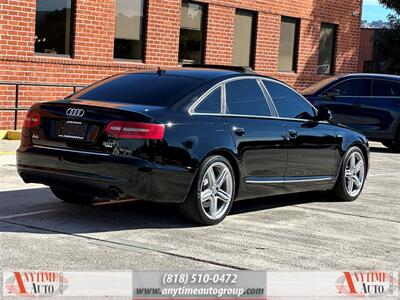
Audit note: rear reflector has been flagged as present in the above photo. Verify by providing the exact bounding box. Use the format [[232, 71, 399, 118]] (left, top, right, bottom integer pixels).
[[105, 121, 165, 140], [23, 111, 41, 128]]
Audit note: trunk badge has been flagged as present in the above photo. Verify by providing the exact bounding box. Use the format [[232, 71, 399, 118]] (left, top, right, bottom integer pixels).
[[66, 108, 85, 117]]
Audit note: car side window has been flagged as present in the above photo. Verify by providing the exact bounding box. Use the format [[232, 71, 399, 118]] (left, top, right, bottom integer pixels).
[[195, 87, 222, 114], [372, 80, 400, 97], [225, 79, 271, 117], [328, 79, 372, 97], [264, 80, 316, 119]]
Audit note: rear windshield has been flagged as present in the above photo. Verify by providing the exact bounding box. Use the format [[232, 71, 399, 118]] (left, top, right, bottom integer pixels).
[[76, 73, 204, 106], [302, 76, 339, 95]]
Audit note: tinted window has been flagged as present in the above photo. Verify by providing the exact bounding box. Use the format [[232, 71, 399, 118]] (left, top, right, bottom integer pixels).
[[373, 80, 400, 97], [232, 10, 255, 67], [278, 17, 300, 72], [225, 80, 270, 117], [77, 74, 203, 106], [179, 1, 205, 64], [329, 79, 372, 96], [195, 87, 221, 113], [114, 0, 145, 60], [264, 80, 315, 119], [35, 0, 73, 55], [317, 23, 336, 75]]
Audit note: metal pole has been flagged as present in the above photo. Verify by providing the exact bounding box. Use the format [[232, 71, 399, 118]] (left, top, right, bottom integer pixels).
[[14, 84, 19, 131]]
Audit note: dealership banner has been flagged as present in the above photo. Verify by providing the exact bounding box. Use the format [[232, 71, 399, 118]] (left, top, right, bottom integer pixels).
[[2, 271, 132, 298], [2, 271, 398, 299]]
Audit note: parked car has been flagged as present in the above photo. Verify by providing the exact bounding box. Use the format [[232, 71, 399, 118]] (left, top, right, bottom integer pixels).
[[17, 66, 369, 225], [302, 74, 400, 151]]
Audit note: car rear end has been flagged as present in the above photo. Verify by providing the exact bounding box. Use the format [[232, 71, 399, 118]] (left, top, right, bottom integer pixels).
[[17, 71, 205, 203]]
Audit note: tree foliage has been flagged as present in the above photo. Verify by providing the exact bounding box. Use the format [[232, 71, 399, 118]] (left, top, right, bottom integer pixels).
[[374, 1, 400, 74], [379, 0, 400, 15]]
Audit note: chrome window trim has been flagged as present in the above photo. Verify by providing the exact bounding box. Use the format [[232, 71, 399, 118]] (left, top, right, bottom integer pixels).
[[258, 80, 279, 116], [256, 78, 278, 117], [33, 145, 111, 156], [189, 84, 223, 115], [189, 76, 319, 122], [246, 176, 334, 184], [190, 76, 272, 116]]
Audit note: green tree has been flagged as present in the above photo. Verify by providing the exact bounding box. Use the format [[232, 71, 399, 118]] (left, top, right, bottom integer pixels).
[[374, 1, 400, 74], [379, 0, 400, 15]]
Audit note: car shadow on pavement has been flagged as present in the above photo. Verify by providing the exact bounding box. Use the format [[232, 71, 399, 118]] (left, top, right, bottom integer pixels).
[[369, 146, 399, 154], [0, 188, 337, 233]]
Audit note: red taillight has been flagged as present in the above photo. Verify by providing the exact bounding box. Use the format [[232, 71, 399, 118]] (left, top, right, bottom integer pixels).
[[105, 121, 165, 140], [23, 111, 41, 128]]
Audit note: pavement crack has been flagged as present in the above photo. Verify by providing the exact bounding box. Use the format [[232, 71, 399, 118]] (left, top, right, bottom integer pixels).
[[0, 219, 248, 270]]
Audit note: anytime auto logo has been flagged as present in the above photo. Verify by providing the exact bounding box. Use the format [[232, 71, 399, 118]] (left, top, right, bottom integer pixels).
[[4, 271, 69, 297], [336, 271, 398, 297]]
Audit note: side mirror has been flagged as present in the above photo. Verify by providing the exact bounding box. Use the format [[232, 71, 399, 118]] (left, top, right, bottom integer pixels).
[[316, 106, 333, 121], [325, 89, 340, 99]]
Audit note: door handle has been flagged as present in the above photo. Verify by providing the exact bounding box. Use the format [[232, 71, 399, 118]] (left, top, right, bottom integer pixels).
[[233, 127, 245, 136], [288, 129, 298, 139]]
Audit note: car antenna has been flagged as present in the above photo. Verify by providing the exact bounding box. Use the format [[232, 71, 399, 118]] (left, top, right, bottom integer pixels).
[[157, 67, 166, 76]]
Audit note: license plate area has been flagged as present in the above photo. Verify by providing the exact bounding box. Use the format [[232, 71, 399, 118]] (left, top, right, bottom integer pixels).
[[59, 120, 88, 140]]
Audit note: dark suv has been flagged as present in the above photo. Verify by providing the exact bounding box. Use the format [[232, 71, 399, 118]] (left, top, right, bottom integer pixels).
[[303, 74, 400, 151]]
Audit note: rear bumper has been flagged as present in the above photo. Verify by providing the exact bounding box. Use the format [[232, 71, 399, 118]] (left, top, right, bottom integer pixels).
[[17, 145, 194, 203]]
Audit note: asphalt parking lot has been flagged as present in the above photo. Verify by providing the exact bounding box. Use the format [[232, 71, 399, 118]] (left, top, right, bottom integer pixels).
[[0, 140, 399, 272]]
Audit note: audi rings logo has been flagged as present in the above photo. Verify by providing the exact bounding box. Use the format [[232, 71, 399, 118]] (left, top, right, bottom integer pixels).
[[66, 108, 85, 117]]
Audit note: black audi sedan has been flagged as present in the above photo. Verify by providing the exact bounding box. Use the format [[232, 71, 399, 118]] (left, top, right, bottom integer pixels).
[[302, 73, 400, 151], [17, 66, 369, 225]]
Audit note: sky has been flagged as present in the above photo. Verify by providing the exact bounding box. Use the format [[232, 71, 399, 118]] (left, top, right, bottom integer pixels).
[[362, 0, 393, 22]]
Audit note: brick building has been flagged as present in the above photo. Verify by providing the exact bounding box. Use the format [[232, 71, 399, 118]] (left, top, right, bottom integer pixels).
[[0, 0, 362, 130]]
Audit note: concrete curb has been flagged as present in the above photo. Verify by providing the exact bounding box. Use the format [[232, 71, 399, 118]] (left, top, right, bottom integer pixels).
[[0, 130, 21, 140]]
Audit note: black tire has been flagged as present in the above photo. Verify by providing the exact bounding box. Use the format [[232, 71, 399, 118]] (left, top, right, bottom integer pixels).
[[179, 155, 236, 226], [382, 126, 400, 151], [382, 140, 400, 152], [51, 186, 95, 204], [331, 146, 367, 202]]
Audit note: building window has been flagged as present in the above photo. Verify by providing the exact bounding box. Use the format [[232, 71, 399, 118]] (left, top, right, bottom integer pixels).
[[278, 17, 300, 72], [232, 10, 256, 67], [35, 0, 74, 55], [179, 1, 205, 64], [114, 0, 145, 60], [317, 23, 337, 75]]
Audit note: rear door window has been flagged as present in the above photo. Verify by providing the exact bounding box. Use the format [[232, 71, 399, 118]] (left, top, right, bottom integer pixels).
[[328, 79, 372, 97], [76, 73, 204, 106], [225, 79, 271, 117], [372, 79, 400, 97]]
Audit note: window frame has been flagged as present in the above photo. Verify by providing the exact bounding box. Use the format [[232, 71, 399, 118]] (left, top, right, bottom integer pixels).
[[278, 16, 301, 73], [317, 22, 337, 75], [178, 0, 207, 65], [189, 76, 316, 122], [232, 9, 257, 68], [113, 0, 148, 62], [34, 0, 76, 57]]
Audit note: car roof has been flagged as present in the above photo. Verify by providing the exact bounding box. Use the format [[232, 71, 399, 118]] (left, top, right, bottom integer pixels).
[[337, 73, 400, 81], [124, 67, 260, 81]]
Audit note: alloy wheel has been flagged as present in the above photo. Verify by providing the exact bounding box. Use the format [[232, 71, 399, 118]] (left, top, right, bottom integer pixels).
[[200, 162, 234, 220], [344, 151, 365, 197]]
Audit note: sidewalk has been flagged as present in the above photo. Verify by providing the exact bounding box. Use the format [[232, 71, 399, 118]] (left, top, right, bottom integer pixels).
[[0, 140, 20, 154]]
